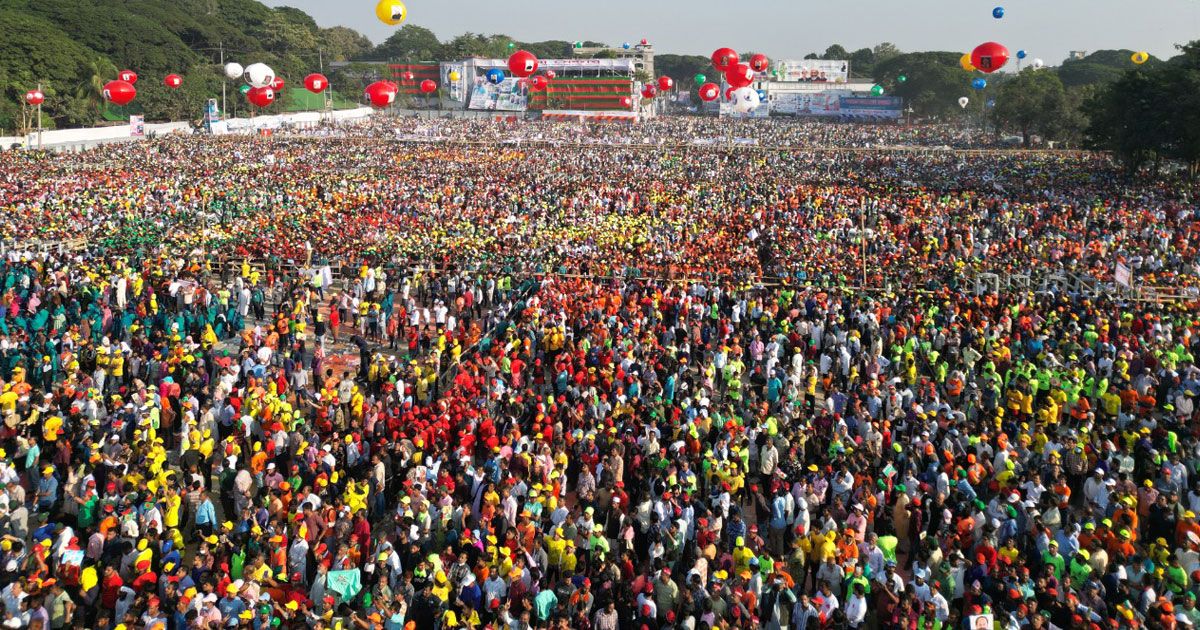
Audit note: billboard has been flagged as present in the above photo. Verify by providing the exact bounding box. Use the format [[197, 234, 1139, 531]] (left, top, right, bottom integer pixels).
[[468, 78, 529, 111], [837, 96, 903, 118], [471, 58, 636, 73], [770, 60, 849, 84], [768, 92, 902, 118], [769, 90, 852, 115]]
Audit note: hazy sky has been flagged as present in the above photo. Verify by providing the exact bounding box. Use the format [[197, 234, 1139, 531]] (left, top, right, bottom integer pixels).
[[266, 0, 1198, 65]]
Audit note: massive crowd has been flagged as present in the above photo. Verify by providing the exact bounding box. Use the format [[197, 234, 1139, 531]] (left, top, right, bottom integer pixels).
[[0, 117, 1196, 630]]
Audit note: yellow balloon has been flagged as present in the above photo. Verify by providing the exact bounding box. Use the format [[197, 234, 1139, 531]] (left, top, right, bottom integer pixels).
[[959, 53, 976, 72], [375, 0, 407, 26], [449, 71, 461, 81], [1131, 51, 1149, 65]]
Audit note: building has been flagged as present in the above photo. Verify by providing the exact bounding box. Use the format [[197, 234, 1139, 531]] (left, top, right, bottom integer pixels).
[[572, 42, 654, 79]]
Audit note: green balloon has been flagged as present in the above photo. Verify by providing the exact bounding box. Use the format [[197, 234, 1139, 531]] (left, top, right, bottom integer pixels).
[[238, 84, 251, 95], [871, 84, 884, 96], [897, 75, 907, 83], [694, 73, 706, 85], [507, 42, 515, 49]]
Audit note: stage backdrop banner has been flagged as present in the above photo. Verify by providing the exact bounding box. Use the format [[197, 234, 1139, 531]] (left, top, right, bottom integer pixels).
[[770, 60, 849, 83]]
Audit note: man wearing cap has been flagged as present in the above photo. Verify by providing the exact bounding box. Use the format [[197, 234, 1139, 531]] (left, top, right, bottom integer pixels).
[[216, 583, 245, 625], [35, 466, 58, 513]]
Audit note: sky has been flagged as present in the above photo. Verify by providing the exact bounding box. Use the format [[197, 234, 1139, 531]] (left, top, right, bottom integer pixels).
[[266, 0, 1199, 65]]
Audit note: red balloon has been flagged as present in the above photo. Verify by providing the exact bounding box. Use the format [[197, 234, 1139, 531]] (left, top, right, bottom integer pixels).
[[24, 90, 44, 106], [970, 42, 1010, 74], [545, 70, 557, 79], [102, 80, 137, 106], [118, 70, 138, 84], [620, 96, 633, 108], [507, 50, 539, 78], [270, 77, 286, 92], [304, 73, 329, 94], [725, 63, 755, 88], [698, 83, 720, 102], [246, 86, 275, 108], [401, 71, 415, 82], [725, 86, 736, 101], [419, 79, 437, 94], [749, 54, 769, 73], [164, 74, 183, 89], [529, 75, 548, 91], [641, 84, 657, 99], [640, 38, 648, 45], [711, 48, 739, 72], [657, 76, 674, 91], [363, 81, 396, 108]]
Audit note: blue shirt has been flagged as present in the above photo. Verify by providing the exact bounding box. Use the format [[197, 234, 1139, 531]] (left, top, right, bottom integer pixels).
[[195, 499, 216, 526], [216, 596, 246, 626]]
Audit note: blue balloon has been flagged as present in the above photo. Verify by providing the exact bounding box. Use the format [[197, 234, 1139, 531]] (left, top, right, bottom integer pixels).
[[757, 89, 767, 100], [992, 6, 1004, 18], [1016, 50, 1027, 60], [623, 42, 631, 49], [486, 69, 505, 85], [972, 78, 987, 90]]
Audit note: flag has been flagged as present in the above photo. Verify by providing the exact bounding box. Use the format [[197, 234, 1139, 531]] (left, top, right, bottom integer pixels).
[[325, 569, 362, 603]]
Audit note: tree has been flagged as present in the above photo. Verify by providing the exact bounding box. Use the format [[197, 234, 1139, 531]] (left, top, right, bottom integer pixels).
[[873, 52, 967, 118], [366, 25, 443, 61], [821, 44, 849, 60], [849, 48, 875, 78], [321, 27, 373, 62], [260, 11, 319, 57], [991, 69, 1071, 146], [442, 32, 496, 59], [872, 42, 901, 63], [655, 55, 711, 88], [1084, 41, 1200, 175], [1084, 70, 1170, 172], [0, 11, 113, 128]]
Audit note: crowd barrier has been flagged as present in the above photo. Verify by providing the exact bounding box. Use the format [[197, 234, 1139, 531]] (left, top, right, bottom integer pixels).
[[2, 108, 379, 152]]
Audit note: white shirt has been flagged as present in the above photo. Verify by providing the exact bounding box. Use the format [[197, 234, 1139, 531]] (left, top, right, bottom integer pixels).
[[844, 594, 867, 626]]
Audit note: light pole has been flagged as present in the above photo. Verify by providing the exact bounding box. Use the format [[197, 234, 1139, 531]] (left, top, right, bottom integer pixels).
[[36, 83, 43, 151]]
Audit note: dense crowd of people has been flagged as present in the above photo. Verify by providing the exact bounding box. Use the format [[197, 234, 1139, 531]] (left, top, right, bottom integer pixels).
[[383, 118, 989, 149], [0, 116, 1196, 630]]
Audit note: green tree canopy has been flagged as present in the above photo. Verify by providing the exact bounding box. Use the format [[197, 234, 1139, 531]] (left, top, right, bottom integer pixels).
[[873, 51, 969, 118], [991, 69, 1077, 146]]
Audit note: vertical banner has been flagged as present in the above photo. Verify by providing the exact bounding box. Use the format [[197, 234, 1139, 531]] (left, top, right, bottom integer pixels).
[[129, 115, 145, 137], [205, 99, 228, 135], [441, 63, 467, 102]]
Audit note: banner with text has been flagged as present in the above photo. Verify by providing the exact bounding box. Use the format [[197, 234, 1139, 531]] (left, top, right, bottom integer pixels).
[[837, 96, 904, 118]]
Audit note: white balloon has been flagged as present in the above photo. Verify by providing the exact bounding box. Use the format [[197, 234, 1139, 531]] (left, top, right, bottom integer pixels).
[[224, 62, 244, 80], [958, 97, 969, 109], [243, 63, 276, 89], [1032, 58, 1045, 69], [729, 87, 760, 113]]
